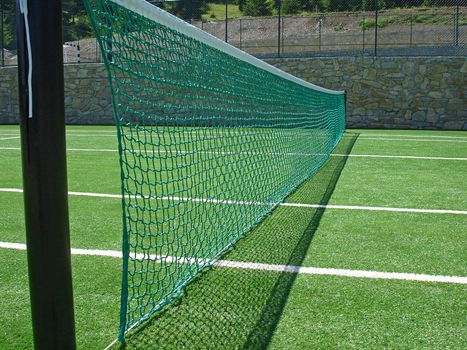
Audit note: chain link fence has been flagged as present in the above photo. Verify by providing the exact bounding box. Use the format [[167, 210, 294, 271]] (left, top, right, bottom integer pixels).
[[1, 0, 466, 66]]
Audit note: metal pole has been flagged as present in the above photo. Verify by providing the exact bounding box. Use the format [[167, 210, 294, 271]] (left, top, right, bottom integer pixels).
[[239, 18, 242, 49], [455, 0, 460, 47], [318, 18, 322, 51], [225, 0, 228, 42], [188, 0, 192, 23], [374, 0, 378, 57], [277, 0, 281, 57], [77, 43, 80, 63], [282, 16, 284, 54], [410, 16, 413, 48], [362, 15, 365, 51], [16, 0, 76, 348], [1, 0, 4, 67]]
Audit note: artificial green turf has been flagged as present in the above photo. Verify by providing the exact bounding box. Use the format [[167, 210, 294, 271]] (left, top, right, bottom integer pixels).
[[225, 206, 467, 276], [1, 125, 466, 348], [349, 136, 467, 158], [288, 155, 467, 210], [115, 265, 466, 349], [353, 129, 467, 137], [0, 249, 121, 350], [269, 275, 466, 349]]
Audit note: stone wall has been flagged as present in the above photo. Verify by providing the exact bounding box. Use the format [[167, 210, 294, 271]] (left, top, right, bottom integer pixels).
[[267, 56, 466, 130], [1, 57, 465, 129], [0, 63, 113, 124]]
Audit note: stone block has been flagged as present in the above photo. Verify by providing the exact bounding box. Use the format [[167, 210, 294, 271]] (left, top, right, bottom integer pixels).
[[412, 111, 426, 122], [428, 65, 448, 75], [426, 108, 438, 123]]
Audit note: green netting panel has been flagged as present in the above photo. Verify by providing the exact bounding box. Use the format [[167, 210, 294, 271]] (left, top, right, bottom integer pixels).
[[84, 0, 346, 340]]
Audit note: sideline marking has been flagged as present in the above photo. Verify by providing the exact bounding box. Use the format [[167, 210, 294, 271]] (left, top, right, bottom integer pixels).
[[351, 133, 467, 140], [357, 137, 467, 143], [0, 136, 20, 141], [2, 132, 467, 143], [1, 188, 466, 215], [331, 153, 467, 161], [1, 147, 466, 161], [0, 241, 465, 284]]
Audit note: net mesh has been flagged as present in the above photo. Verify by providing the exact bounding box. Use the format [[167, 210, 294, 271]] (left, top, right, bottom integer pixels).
[[84, 0, 346, 340]]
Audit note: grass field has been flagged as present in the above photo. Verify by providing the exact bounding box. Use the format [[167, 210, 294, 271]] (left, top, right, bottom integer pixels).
[[0, 125, 466, 349]]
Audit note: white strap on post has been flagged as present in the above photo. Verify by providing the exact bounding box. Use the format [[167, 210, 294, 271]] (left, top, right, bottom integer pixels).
[[18, 0, 33, 118]]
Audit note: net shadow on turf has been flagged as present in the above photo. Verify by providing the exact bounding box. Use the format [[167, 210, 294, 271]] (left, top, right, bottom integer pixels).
[[117, 134, 359, 349]]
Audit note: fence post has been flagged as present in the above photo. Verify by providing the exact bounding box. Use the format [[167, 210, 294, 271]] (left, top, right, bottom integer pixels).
[[239, 18, 242, 49], [455, 0, 460, 47], [362, 15, 365, 51], [318, 17, 322, 51], [410, 15, 413, 48], [374, 0, 378, 57], [282, 16, 284, 54], [225, 0, 228, 42], [1, 0, 4, 67], [277, 0, 281, 57]]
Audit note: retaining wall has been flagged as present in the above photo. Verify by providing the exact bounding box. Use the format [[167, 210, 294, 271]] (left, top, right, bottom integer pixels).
[[0, 56, 465, 129]]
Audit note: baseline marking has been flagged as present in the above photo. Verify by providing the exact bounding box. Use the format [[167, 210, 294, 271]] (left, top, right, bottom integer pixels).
[[1, 241, 465, 284], [1, 188, 466, 215], [1, 147, 465, 161]]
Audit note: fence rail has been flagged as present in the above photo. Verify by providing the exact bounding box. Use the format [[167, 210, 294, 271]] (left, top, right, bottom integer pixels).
[[1, 2, 466, 67]]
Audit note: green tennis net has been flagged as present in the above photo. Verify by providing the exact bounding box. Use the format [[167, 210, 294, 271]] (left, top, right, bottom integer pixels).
[[84, 0, 346, 340]]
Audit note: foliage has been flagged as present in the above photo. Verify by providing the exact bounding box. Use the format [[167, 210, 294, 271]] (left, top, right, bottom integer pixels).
[[302, 0, 327, 12], [1, 16, 13, 50], [328, 0, 364, 11], [163, 0, 209, 19], [237, 0, 246, 11], [360, 12, 457, 29], [282, 0, 302, 14], [1, 0, 16, 50], [243, 0, 272, 16], [203, 3, 243, 19]]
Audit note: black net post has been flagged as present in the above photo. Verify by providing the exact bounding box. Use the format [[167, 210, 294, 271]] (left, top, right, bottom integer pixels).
[[16, 0, 76, 348]]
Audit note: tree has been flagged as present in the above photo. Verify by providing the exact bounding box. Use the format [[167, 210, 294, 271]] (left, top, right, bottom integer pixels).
[[243, 0, 272, 16], [328, 0, 362, 12], [302, 0, 326, 12], [1, 1, 16, 50], [283, 0, 303, 14], [63, 0, 86, 25], [1, 15, 13, 49], [237, 0, 246, 12], [165, 0, 208, 20], [362, 0, 385, 11]]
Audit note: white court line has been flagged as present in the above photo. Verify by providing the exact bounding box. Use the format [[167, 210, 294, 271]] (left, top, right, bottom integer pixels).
[[1, 188, 466, 215], [2, 132, 466, 143], [356, 133, 467, 140], [1, 146, 466, 161], [358, 137, 467, 143], [331, 153, 467, 161], [0, 136, 20, 141], [0, 241, 465, 284]]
